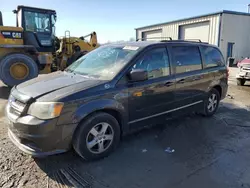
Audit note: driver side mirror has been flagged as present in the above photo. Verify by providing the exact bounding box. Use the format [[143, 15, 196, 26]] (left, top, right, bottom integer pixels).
[[129, 69, 148, 82]]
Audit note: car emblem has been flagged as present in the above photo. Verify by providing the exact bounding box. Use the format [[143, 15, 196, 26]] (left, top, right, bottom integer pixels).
[[104, 84, 110, 89]]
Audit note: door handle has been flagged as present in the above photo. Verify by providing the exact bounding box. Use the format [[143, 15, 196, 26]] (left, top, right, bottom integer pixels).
[[192, 77, 200, 81], [165, 81, 174, 87], [192, 75, 203, 81], [177, 79, 185, 84]]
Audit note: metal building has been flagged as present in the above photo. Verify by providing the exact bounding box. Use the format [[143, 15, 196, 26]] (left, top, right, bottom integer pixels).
[[135, 10, 250, 62]]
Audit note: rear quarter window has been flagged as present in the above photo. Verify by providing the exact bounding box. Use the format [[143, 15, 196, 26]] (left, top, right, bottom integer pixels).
[[201, 46, 225, 68]]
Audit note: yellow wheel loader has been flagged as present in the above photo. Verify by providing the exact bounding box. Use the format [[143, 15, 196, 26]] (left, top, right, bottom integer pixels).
[[55, 31, 99, 71], [0, 6, 99, 87]]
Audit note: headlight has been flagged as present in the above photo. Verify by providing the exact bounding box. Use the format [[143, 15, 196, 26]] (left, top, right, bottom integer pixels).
[[27, 102, 64, 119]]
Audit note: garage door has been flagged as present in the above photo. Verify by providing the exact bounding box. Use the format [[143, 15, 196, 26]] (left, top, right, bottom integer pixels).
[[179, 22, 210, 42], [142, 29, 162, 40]]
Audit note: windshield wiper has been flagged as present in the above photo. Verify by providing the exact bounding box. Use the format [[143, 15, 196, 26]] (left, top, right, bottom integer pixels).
[[73, 71, 95, 78], [89, 74, 100, 78], [65, 70, 99, 79], [65, 69, 74, 73], [74, 71, 89, 76]]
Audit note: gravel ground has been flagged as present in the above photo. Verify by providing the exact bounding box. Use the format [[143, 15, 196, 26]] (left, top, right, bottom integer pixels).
[[1, 74, 250, 187]]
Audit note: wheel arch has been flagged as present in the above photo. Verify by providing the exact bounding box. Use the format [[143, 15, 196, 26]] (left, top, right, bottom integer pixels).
[[207, 79, 223, 97], [213, 85, 222, 98], [72, 99, 128, 137]]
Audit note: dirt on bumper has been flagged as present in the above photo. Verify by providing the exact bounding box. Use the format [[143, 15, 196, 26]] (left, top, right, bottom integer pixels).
[[7, 115, 77, 156]]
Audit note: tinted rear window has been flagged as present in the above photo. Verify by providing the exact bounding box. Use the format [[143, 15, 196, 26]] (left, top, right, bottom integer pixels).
[[172, 46, 202, 73], [201, 46, 224, 67]]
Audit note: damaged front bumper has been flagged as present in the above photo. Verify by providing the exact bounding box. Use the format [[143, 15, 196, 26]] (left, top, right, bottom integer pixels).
[[5, 89, 77, 157], [8, 128, 66, 157], [6, 113, 77, 157]]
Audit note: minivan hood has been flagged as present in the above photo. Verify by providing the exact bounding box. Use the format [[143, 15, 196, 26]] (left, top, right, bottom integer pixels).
[[16, 71, 105, 99]]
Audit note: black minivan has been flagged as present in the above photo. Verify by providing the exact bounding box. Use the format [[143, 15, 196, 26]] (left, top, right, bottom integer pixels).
[[6, 40, 228, 160]]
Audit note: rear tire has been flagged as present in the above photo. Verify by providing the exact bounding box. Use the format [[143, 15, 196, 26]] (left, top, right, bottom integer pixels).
[[73, 112, 121, 160], [0, 53, 38, 87], [237, 78, 245, 86], [201, 88, 220, 117]]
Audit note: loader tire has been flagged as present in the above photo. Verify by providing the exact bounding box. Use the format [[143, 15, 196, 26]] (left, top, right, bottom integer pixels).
[[0, 53, 38, 87]]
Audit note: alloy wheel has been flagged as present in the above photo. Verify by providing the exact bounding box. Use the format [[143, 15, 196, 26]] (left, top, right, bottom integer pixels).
[[207, 93, 218, 112], [86, 122, 114, 154]]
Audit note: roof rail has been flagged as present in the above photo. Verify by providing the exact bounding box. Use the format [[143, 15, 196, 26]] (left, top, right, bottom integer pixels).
[[183, 39, 202, 42], [162, 39, 208, 44], [136, 37, 209, 44], [136, 37, 172, 41]]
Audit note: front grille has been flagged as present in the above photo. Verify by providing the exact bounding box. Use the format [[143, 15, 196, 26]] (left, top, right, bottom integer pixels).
[[9, 107, 21, 116], [14, 100, 26, 109], [8, 95, 27, 118], [242, 67, 250, 71]]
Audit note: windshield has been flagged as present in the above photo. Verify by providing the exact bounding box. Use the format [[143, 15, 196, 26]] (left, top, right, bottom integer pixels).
[[65, 45, 140, 80], [24, 11, 51, 33]]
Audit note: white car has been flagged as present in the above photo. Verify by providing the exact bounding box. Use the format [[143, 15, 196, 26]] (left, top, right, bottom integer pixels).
[[236, 58, 250, 86]]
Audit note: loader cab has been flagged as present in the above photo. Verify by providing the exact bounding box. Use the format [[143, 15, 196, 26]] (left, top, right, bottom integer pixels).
[[14, 6, 57, 52]]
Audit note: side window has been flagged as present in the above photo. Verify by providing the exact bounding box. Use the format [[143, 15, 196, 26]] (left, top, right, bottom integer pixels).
[[132, 48, 170, 79], [172, 46, 202, 74], [201, 46, 224, 68]]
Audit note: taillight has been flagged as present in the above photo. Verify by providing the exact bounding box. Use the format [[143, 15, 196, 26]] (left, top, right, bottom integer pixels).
[[226, 67, 229, 78]]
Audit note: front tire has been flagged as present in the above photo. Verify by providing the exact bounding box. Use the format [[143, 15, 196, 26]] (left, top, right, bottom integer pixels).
[[0, 53, 38, 87], [202, 88, 220, 117], [73, 112, 121, 160], [237, 78, 245, 86]]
